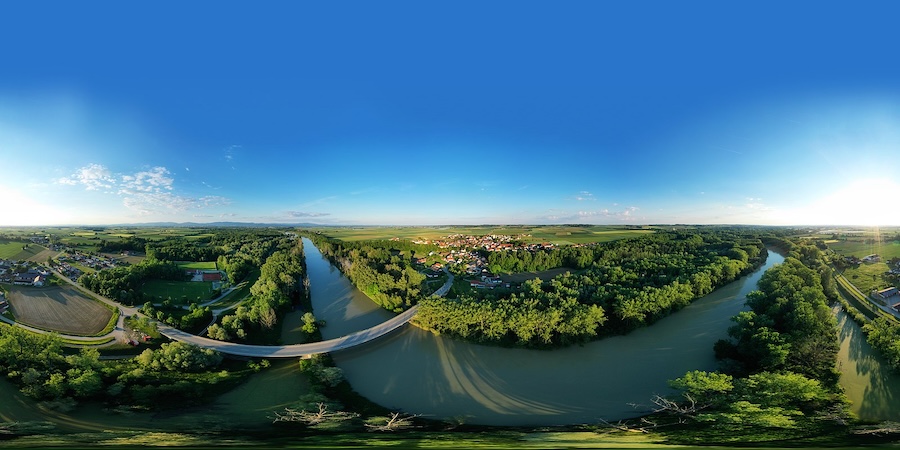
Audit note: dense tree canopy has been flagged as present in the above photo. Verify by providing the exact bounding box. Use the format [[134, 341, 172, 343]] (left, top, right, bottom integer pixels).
[[416, 231, 766, 347]]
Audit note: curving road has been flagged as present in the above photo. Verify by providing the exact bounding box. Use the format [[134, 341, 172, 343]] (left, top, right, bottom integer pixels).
[[5, 263, 446, 358], [157, 305, 419, 358]]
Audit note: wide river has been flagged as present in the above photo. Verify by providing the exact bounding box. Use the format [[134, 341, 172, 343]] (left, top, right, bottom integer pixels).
[[307, 239, 783, 426], [2, 240, 899, 431]]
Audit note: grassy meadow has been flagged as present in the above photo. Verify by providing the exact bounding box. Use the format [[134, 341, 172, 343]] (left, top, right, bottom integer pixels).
[[306, 225, 655, 245], [176, 261, 218, 270], [0, 242, 49, 261], [841, 262, 896, 296], [140, 280, 215, 303]]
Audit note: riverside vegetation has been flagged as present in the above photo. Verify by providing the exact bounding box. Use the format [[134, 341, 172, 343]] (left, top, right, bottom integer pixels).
[[4, 226, 900, 447], [307, 229, 769, 348]]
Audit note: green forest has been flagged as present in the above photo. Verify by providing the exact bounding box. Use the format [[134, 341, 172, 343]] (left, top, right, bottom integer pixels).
[[415, 231, 767, 347]]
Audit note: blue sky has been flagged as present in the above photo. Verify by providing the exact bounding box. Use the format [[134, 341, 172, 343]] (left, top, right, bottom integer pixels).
[[3, 1, 900, 226]]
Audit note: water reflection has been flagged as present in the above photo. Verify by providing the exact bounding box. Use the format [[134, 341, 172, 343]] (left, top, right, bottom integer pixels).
[[836, 309, 900, 421], [306, 239, 787, 425]]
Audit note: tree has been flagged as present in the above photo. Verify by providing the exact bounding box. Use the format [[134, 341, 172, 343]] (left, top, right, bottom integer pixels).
[[301, 312, 318, 334], [273, 402, 358, 426]]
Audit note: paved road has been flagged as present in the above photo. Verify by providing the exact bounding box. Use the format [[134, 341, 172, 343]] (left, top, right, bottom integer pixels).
[[433, 266, 454, 297], [8, 265, 431, 358], [157, 305, 419, 358]]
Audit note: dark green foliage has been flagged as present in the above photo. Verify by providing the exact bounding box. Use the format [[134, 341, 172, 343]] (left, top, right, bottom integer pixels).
[[305, 235, 425, 312], [715, 256, 840, 383], [215, 241, 306, 342], [417, 231, 765, 347], [79, 259, 187, 305], [0, 325, 234, 409], [863, 317, 900, 371]]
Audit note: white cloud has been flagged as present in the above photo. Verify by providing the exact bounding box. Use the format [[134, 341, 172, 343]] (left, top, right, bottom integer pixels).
[[543, 206, 641, 223], [573, 191, 595, 201], [57, 163, 115, 191], [58, 163, 230, 215], [286, 211, 331, 218]]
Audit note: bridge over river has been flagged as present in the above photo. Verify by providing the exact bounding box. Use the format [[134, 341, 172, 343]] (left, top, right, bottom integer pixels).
[[157, 305, 419, 358]]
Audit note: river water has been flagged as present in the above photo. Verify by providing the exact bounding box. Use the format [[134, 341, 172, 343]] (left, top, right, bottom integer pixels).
[[3, 240, 899, 431], [305, 239, 791, 425]]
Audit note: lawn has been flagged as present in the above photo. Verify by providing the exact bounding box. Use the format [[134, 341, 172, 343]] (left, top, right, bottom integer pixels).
[[140, 279, 215, 303], [841, 262, 896, 297], [177, 261, 218, 270], [5, 285, 114, 336]]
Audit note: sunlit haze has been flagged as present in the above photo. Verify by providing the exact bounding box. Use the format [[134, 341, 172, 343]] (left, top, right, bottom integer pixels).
[[3, 2, 900, 227]]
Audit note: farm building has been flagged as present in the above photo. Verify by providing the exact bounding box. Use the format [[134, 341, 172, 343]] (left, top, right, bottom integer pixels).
[[875, 287, 900, 300], [863, 254, 882, 263], [13, 270, 43, 286], [202, 271, 223, 282]]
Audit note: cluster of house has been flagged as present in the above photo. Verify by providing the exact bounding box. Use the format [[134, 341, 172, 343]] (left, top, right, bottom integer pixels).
[[413, 234, 555, 252], [58, 251, 120, 271], [0, 260, 50, 286]]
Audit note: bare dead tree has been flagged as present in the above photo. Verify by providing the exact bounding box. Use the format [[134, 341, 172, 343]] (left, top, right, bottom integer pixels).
[[0, 422, 16, 435], [272, 403, 358, 426], [852, 421, 900, 436], [259, 307, 278, 330], [649, 393, 707, 418], [365, 412, 421, 432]]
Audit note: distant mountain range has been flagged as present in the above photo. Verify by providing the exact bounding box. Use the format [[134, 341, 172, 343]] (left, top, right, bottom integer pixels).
[[104, 222, 331, 228]]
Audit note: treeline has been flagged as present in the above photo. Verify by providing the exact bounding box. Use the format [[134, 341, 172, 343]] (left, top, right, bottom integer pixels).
[[98, 236, 148, 253], [209, 240, 306, 343], [304, 234, 426, 312], [79, 259, 187, 305], [659, 243, 846, 438], [416, 278, 607, 347], [862, 317, 900, 371], [0, 326, 234, 410], [414, 232, 766, 347], [714, 257, 840, 383], [141, 302, 213, 334]]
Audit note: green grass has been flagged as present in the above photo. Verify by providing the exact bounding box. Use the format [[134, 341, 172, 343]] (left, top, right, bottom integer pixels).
[[841, 262, 896, 297], [60, 336, 115, 346], [0, 241, 44, 260], [176, 261, 217, 270], [139, 280, 215, 303], [828, 238, 900, 260], [307, 225, 654, 245]]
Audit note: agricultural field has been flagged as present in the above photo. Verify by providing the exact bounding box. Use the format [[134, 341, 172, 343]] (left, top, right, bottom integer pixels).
[[827, 238, 900, 260], [307, 225, 654, 245], [140, 280, 215, 303], [840, 262, 897, 297], [0, 242, 56, 262], [5, 285, 114, 336]]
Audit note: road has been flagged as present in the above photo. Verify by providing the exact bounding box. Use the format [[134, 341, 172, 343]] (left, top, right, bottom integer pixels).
[[156, 305, 419, 358], [5, 266, 432, 358]]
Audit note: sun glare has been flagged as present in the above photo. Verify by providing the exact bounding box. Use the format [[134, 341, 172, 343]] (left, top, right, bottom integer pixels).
[[802, 178, 900, 226], [0, 185, 71, 226]]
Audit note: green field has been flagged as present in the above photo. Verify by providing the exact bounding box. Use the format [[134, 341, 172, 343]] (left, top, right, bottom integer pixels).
[[0, 242, 47, 260], [841, 262, 896, 297], [140, 280, 215, 303], [307, 225, 655, 245], [177, 261, 218, 270], [827, 238, 900, 260]]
